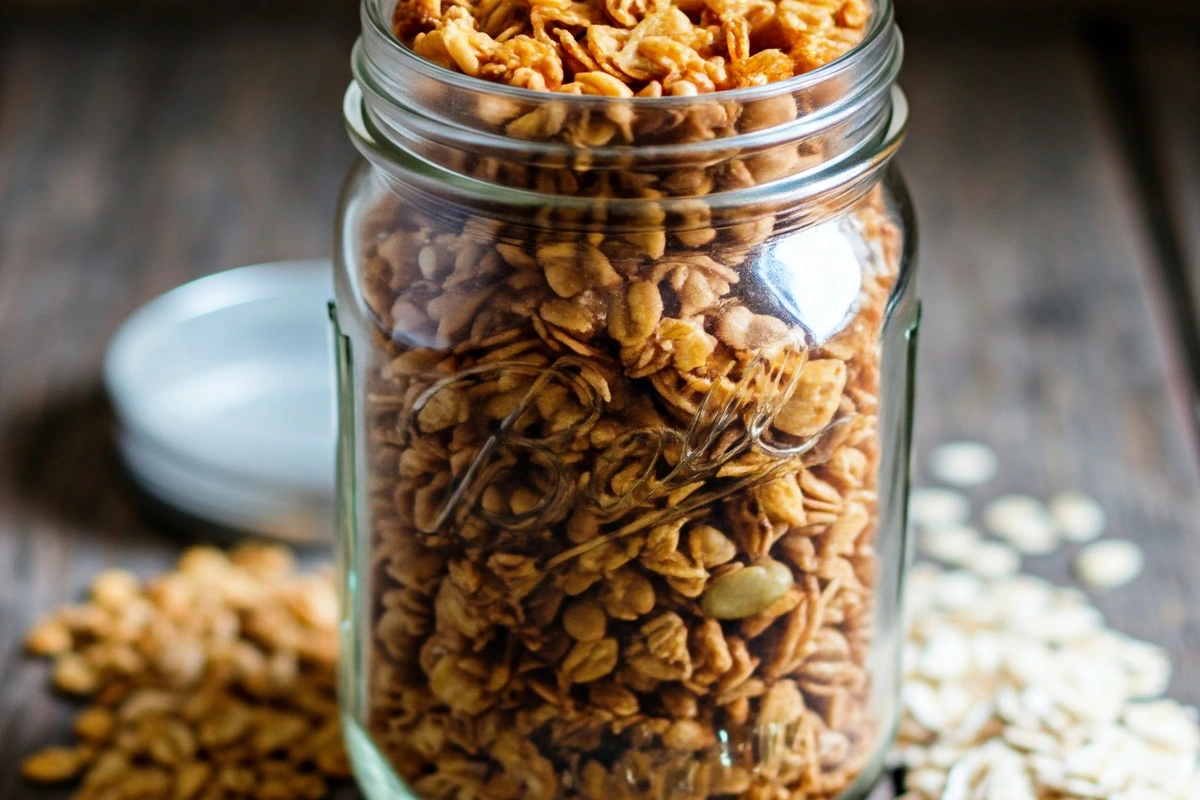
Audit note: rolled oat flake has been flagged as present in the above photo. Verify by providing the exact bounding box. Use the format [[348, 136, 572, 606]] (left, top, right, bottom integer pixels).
[[929, 441, 999, 487], [911, 487, 972, 529], [1074, 539, 1145, 589], [983, 494, 1054, 539], [964, 540, 1021, 579], [920, 524, 981, 567], [1050, 491, 1107, 543], [994, 515, 1060, 556]]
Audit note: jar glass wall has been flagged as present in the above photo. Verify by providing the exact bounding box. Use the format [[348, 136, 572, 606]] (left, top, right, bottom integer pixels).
[[333, 4, 917, 797]]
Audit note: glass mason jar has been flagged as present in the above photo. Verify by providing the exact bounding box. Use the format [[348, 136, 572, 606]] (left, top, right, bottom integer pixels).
[[332, 2, 917, 798]]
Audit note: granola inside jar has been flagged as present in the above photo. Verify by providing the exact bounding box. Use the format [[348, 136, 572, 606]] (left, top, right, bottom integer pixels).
[[332, 1, 917, 797]]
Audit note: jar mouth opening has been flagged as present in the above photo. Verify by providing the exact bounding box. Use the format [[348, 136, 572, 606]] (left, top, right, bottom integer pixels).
[[344, 82, 908, 219], [352, 40, 900, 167], [361, 0, 896, 107]]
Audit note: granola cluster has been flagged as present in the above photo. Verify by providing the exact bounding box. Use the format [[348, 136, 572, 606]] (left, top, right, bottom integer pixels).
[[393, 0, 871, 95], [21, 545, 349, 800]]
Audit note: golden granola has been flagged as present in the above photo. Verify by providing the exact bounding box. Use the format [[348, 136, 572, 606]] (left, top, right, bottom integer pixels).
[[352, 182, 901, 800], [393, 0, 872, 94], [354, 2, 903, 795], [21, 545, 350, 800]]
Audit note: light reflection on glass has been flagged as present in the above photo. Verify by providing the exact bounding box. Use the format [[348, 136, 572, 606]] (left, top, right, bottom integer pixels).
[[759, 220, 865, 345]]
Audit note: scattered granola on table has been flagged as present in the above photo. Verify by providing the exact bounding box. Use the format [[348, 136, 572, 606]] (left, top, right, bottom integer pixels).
[[21, 545, 350, 800]]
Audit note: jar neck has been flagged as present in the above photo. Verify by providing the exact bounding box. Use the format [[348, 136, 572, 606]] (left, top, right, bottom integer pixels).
[[346, 0, 906, 228]]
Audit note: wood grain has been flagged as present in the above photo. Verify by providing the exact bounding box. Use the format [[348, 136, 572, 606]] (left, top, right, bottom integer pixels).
[[899, 24, 1200, 704], [1, 13, 1199, 800], [1139, 34, 1200, 350]]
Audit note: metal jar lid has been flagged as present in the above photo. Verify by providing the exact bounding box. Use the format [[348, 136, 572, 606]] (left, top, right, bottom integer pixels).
[[104, 260, 336, 544]]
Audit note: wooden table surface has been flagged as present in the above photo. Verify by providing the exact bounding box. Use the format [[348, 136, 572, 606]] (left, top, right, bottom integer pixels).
[[2, 9, 1199, 799]]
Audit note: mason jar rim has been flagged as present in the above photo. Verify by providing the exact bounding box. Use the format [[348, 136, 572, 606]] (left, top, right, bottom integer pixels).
[[347, 0, 908, 226], [352, 38, 900, 166], [360, 0, 897, 107]]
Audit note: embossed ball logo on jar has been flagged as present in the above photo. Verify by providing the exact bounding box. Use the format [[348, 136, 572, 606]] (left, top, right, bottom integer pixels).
[[401, 338, 856, 553]]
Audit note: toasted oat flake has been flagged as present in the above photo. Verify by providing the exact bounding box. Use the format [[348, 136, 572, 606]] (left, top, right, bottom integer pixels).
[[1074, 539, 1145, 589], [929, 441, 999, 487]]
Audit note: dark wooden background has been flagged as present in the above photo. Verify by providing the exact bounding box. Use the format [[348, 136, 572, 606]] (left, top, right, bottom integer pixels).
[[1, 5, 1199, 798]]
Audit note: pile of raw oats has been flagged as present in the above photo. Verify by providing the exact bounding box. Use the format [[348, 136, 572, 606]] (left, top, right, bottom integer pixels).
[[21, 545, 350, 800], [895, 441, 1198, 800], [393, 0, 870, 95], [893, 564, 1196, 800]]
